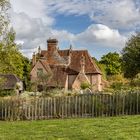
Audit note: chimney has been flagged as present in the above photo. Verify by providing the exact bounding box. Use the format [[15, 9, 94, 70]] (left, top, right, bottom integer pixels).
[[32, 52, 36, 66], [47, 38, 58, 53], [80, 54, 85, 73]]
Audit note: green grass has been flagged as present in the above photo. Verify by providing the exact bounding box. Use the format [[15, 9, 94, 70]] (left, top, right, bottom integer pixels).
[[0, 116, 140, 140]]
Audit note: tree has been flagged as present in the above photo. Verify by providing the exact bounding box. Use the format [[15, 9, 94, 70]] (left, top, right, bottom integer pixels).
[[22, 57, 31, 90], [0, 29, 31, 88], [122, 33, 140, 78], [0, 0, 31, 91], [92, 57, 107, 79], [0, 0, 10, 39], [0, 29, 24, 78], [31, 72, 52, 93], [99, 52, 122, 75]]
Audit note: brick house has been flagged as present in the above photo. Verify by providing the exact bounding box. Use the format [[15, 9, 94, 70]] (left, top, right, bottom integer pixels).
[[30, 39, 102, 91]]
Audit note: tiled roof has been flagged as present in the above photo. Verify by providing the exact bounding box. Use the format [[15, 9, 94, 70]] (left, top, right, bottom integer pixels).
[[59, 50, 101, 74], [39, 49, 101, 74], [40, 50, 68, 65]]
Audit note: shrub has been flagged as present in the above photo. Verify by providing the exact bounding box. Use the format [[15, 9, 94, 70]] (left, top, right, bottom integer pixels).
[[0, 90, 15, 97], [111, 82, 124, 90], [130, 73, 140, 87], [80, 82, 91, 90]]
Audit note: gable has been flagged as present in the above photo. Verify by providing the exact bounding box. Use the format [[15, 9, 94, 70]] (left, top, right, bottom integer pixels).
[[30, 60, 51, 77], [72, 72, 90, 90]]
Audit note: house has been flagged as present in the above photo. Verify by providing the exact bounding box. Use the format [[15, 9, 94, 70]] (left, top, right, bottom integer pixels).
[[30, 39, 102, 91], [0, 74, 23, 94]]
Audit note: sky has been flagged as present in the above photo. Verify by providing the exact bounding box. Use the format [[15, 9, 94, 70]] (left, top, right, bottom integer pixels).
[[10, 0, 140, 60]]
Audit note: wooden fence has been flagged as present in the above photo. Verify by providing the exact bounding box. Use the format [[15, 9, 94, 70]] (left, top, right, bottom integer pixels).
[[0, 91, 140, 121]]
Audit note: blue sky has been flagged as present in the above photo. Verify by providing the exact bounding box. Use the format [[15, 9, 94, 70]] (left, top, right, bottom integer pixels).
[[53, 14, 93, 34], [10, 0, 140, 60]]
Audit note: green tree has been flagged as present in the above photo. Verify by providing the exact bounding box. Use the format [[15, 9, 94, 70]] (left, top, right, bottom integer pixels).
[[0, 0, 10, 38], [99, 52, 122, 75], [0, 29, 24, 78], [93, 57, 107, 79], [0, 28, 31, 88], [122, 33, 140, 78], [22, 57, 31, 90], [0, 0, 31, 91]]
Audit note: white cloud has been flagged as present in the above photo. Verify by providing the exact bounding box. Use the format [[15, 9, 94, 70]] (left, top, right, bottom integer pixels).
[[51, 30, 75, 42], [91, 0, 140, 29], [10, 0, 54, 57], [10, 0, 54, 26], [45, 0, 140, 29], [10, 11, 53, 49], [75, 24, 126, 48], [9, 0, 139, 58]]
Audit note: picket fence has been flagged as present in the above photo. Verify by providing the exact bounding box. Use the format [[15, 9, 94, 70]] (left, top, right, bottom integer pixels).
[[0, 91, 140, 121]]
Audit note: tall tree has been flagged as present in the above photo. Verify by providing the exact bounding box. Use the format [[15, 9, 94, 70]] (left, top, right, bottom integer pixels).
[[122, 33, 140, 78], [0, 0, 31, 90], [99, 52, 122, 75], [0, 0, 10, 39], [0, 29, 24, 78]]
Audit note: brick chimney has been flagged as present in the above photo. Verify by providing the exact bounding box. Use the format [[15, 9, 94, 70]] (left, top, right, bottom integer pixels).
[[47, 38, 58, 53]]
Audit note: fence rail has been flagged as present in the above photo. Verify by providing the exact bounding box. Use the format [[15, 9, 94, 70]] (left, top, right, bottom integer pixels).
[[0, 91, 140, 121]]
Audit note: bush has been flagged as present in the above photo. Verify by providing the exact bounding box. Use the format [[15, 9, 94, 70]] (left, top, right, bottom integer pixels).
[[80, 82, 91, 90], [0, 90, 15, 97], [111, 82, 124, 90], [130, 73, 140, 87]]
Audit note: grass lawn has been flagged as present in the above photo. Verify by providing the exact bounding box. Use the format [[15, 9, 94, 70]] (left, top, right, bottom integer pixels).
[[0, 115, 140, 140]]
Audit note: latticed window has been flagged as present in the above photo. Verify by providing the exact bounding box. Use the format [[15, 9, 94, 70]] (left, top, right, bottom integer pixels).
[[37, 68, 43, 77]]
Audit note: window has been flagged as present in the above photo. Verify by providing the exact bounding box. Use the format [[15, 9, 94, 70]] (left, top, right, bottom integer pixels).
[[37, 68, 43, 77]]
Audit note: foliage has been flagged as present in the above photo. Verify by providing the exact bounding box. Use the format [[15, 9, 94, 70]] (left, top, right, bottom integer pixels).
[[22, 57, 31, 90], [0, 77, 6, 88], [0, 0, 31, 91], [31, 72, 52, 93], [110, 82, 124, 90], [129, 73, 140, 87], [0, 29, 31, 90], [93, 57, 107, 79], [0, 0, 10, 39], [99, 52, 122, 75], [80, 82, 91, 90], [0, 29, 23, 78], [0, 90, 15, 97], [122, 33, 140, 78], [106, 74, 128, 91]]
